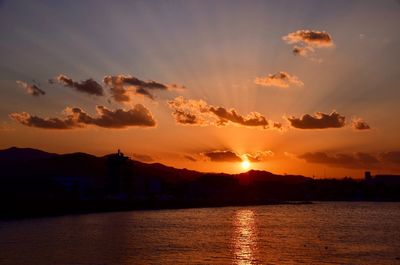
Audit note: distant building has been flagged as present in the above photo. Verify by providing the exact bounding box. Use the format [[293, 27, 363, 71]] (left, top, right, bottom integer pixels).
[[106, 149, 130, 199], [364, 171, 400, 185]]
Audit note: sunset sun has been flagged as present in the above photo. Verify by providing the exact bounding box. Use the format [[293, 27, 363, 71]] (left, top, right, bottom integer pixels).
[[241, 160, 251, 170]]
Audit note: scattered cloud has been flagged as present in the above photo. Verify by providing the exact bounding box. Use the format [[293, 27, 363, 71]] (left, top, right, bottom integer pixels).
[[103, 74, 184, 102], [245, 151, 274, 162], [352, 118, 371, 130], [283, 30, 333, 60], [283, 30, 333, 47], [168, 96, 272, 129], [287, 111, 345, 129], [52, 74, 104, 96], [203, 150, 242, 162], [9, 111, 79, 129], [10, 105, 156, 129], [209, 106, 269, 127], [201, 150, 275, 163], [273, 122, 283, 130], [70, 105, 156, 128], [16, 80, 45, 96], [299, 151, 400, 169], [254, 71, 304, 88]]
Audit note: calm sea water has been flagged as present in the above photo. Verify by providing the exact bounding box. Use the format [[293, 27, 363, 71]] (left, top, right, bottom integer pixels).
[[1, 202, 400, 265]]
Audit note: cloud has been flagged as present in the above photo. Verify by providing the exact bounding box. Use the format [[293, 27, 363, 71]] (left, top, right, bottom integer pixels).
[[352, 118, 371, 130], [283, 30, 333, 47], [71, 105, 156, 128], [10, 105, 156, 129], [299, 152, 378, 169], [292, 46, 314, 57], [209, 106, 269, 127], [184, 155, 197, 162], [53, 74, 104, 96], [201, 150, 274, 163], [273, 122, 283, 130], [299, 151, 400, 169], [245, 151, 274, 162], [254, 71, 304, 88], [16, 80, 45, 96], [287, 111, 345, 129], [168, 96, 271, 129], [103, 74, 183, 102], [9, 111, 79, 129], [131, 153, 154, 162], [203, 150, 242, 162], [283, 30, 333, 59]]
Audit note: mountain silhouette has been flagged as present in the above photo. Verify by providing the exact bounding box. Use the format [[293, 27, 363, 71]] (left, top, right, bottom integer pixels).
[[0, 146, 58, 160], [0, 147, 399, 219]]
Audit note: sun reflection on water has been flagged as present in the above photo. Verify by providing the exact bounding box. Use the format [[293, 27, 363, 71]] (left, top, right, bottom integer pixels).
[[233, 209, 258, 265]]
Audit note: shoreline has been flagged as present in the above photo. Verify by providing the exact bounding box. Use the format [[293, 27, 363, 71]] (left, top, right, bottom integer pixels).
[[1, 200, 313, 220]]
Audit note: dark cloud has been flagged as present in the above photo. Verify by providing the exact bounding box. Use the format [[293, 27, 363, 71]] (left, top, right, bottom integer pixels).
[[254, 71, 304, 88], [103, 74, 182, 102], [203, 150, 242, 162], [10, 105, 156, 129], [172, 110, 199, 125], [9, 112, 78, 129], [53, 74, 104, 96], [352, 118, 371, 130], [209, 106, 269, 128], [287, 111, 345, 129], [168, 97, 272, 129], [16, 80, 45, 96], [131, 153, 154, 162], [283, 30, 333, 47], [283, 30, 333, 60], [70, 105, 156, 128], [136, 87, 155, 100]]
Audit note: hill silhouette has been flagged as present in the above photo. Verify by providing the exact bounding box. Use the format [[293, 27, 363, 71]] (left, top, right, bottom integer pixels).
[[0, 146, 58, 160], [0, 147, 399, 219]]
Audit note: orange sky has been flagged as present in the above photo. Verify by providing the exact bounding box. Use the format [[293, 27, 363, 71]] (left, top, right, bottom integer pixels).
[[1, 1, 399, 178]]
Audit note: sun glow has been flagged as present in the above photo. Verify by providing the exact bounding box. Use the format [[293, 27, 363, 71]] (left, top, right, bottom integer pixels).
[[241, 160, 251, 170]]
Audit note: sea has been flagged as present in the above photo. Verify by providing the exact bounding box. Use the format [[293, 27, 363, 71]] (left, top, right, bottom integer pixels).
[[1, 202, 400, 264]]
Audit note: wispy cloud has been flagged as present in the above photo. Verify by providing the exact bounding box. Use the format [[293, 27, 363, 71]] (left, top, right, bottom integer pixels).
[[52, 74, 104, 96], [103, 74, 184, 102], [352, 118, 371, 130], [16, 80, 45, 97]]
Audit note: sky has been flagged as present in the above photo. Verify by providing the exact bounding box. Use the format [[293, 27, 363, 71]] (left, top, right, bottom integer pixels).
[[0, 0, 399, 178]]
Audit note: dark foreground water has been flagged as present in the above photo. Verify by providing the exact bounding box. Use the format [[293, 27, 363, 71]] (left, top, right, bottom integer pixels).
[[1, 202, 400, 265]]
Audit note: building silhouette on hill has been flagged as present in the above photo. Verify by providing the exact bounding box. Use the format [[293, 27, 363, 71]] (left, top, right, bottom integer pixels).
[[107, 149, 130, 199]]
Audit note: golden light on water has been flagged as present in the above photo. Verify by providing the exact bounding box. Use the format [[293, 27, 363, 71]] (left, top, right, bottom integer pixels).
[[233, 209, 258, 265]]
